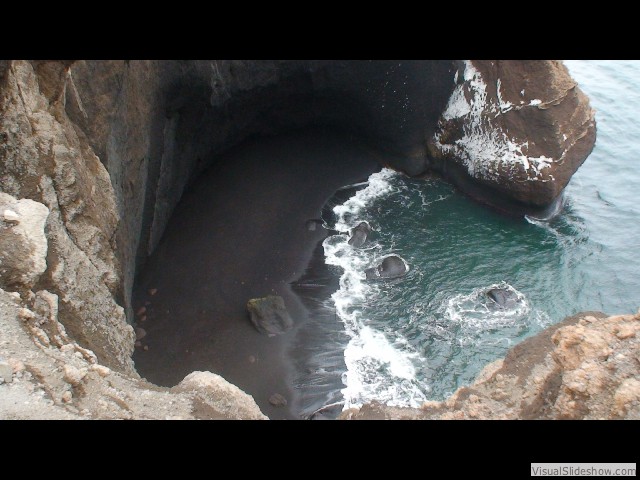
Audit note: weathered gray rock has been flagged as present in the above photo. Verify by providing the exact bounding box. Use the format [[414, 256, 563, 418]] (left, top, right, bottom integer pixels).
[[0, 61, 135, 373], [0, 286, 268, 419], [0, 359, 13, 383], [486, 288, 519, 309], [365, 255, 409, 280], [0, 193, 49, 290], [247, 295, 293, 335], [63, 364, 87, 386], [348, 221, 372, 248]]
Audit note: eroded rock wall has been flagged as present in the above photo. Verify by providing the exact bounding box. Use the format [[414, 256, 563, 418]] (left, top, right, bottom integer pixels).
[[1, 59, 458, 373], [52, 60, 457, 323]]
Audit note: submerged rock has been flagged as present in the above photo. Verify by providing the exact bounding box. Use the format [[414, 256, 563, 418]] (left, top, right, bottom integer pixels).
[[247, 295, 293, 335], [486, 288, 520, 309], [365, 255, 409, 280], [348, 222, 372, 248]]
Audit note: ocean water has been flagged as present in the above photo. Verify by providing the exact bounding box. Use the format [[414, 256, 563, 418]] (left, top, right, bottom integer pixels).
[[320, 60, 640, 410]]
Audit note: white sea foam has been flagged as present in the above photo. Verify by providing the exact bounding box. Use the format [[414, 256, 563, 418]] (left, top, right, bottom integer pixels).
[[342, 326, 428, 408], [323, 168, 429, 410], [442, 281, 531, 334], [332, 169, 397, 232]]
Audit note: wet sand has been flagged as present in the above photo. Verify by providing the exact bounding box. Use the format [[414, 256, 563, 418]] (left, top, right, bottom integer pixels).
[[132, 127, 384, 419]]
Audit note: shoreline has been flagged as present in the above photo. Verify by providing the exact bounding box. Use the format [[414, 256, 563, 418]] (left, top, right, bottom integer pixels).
[[132, 127, 382, 419]]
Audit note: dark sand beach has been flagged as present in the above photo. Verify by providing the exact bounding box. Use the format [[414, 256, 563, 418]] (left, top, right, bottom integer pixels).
[[132, 127, 386, 419]]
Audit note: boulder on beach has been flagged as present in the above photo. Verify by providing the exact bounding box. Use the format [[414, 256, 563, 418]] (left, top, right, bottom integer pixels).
[[247, 295, 293, 335], [348, 221, 372, 247], [365, 255, 409, 280], [269, 393, 288, 407]]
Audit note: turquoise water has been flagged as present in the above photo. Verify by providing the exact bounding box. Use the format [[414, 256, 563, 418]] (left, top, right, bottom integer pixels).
[[322, 60, 640, 408]]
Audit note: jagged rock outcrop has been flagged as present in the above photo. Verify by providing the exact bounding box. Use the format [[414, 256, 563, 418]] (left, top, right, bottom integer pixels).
[[174, 371, 267, 420], [341, 311, 640, 420], [428, 60, 596, 212]]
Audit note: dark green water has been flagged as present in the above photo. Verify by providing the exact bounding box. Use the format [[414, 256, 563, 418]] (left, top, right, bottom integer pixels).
[[322, 60, 640, 408]]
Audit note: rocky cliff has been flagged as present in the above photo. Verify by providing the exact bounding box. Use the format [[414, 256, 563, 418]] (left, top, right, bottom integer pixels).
[[0, 285, 265, 419], [341, 311, 640, 420], [0, 60, 600, 419]]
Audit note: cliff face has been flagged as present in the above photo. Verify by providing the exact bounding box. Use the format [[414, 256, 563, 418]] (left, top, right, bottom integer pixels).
[[1, 61, 135, 373], [341, 311, 640, 420], [0, 60, 599, 418]]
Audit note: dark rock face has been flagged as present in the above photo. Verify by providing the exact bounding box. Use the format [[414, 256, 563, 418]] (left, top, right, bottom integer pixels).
[[428, 60, 596, 211], [247, 295, 294, 335], [486, 288, 519, 309], [348, 221, 372, 247], [365, 255, 408, 280], [60, 60, 456, 321]]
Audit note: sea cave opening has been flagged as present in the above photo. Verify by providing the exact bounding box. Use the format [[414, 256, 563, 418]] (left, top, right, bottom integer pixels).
[[125, 61, 456, 418]]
